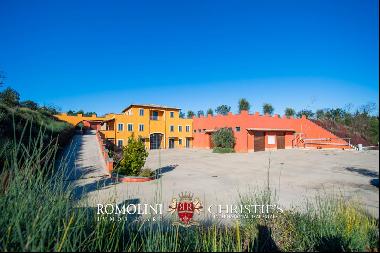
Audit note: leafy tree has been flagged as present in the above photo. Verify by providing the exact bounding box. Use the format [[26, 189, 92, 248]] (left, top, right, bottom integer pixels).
[[284, 108, 295, 118], [39, 105, 59, 115], [315, 109, 325, 120], [84, 112, 97, 117], [211, 128, 236, 150], [296, 109, 314, 119], [67, 110, 76, 116], [0, 87, 20, 107], [206, 108, 214, 116], [263, 103, 274, 115], [179, 111, 185, 118], [215, 105, 231, 115], [76, 110, 85, 115], [238, 98, 250, 112], [116, 135, 149, 176], [187, 110, 195, 119], [20, 100, 38, 110], [197, 110, 205, 117]]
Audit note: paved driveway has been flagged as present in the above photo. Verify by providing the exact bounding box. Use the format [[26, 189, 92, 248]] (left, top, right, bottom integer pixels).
[[78, 148, 379, 218]]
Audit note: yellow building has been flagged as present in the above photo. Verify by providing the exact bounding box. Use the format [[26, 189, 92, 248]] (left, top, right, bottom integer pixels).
[[55, 104, 193, 150]]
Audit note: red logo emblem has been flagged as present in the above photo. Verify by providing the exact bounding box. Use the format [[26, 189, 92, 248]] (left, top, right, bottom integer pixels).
[[168, 192, 203, 227]]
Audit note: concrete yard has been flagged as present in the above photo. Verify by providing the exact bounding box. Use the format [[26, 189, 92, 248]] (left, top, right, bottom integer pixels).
[[72, 136, 379, 218]]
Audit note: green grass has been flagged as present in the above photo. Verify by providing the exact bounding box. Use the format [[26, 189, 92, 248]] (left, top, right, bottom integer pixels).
[[0, 121, 378, 251]]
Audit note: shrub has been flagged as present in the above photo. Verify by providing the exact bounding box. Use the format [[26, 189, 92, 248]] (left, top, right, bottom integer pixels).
[[139, 167, 154, 177], [116, 135, 148, 176], [212, 128, 235, 150], [212, 147, 235, 153]]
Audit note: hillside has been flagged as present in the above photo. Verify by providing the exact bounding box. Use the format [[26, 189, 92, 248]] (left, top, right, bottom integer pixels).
[[0, 103, 74, 170], [312, 119, 374, 146]]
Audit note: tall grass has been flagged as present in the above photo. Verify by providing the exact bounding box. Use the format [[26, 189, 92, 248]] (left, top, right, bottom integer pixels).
[[0, 123, 378, 251], [240, 188, 379, 252]]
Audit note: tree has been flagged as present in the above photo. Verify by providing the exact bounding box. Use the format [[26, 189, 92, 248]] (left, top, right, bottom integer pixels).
[[187, 110, 195, 119], [179, 111, 185, 118], [315, 109, 325, 120], [39, 105, 59, 115], [76, 110, 85, 115], [84, 112, 97, 117], [296, 109, 314, 119], [263, 103, 274, 115], [67, 110, 76, 116], [206, 108, 214, 116], [238, 98, 250, 112], [215, 105, 231, 115], [197, 110, 205, 117], [20, 100, 38, 110], [117, 135, 149, 176], [0, 87, 20, 107], [211, 128, 236, 152], [284, 108, 295, 118]]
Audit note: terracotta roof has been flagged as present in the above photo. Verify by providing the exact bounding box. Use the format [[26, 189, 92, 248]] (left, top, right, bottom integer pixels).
[[122, 104, 181, 112], [246, 128, 295, 132]]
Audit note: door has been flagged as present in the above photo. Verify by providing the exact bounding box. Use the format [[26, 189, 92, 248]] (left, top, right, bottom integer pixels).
[[276, 133, 285, 149], [186, 138, 191, 148], [254, 132, 265, 152], [150, 133, 162, 149], [169, 138, 175, 149]]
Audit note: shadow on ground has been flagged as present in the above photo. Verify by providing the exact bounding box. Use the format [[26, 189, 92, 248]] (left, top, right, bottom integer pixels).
[[71, 176, 119, 201], [345, 167, 379, 177], [153, 164, 178, 179]]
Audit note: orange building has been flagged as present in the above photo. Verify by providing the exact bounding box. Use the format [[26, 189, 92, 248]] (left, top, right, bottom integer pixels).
[[55, 105, 351, 152], [193, 110, 351, 152]]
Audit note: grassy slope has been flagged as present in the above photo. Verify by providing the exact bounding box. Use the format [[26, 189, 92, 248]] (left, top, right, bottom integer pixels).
[[312, 119, 374, 146]]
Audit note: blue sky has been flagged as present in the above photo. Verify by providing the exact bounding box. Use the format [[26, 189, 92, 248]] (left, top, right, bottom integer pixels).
[[0, 0, 378, 115]]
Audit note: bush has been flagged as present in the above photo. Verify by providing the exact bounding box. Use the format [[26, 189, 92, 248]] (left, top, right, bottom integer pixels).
[[139, 167, 154, 177], [116, 135, 148, 176], [212, 147, 235, 153], [212, 128, 235, 149]]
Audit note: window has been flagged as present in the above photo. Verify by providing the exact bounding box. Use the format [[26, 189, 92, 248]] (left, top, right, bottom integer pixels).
[[179, 139, 182, 145], [128, 124, 133, 132], [193, 129, 196, 133], [170, 125, 174, 132], [186, 125, 190, 132], [139, 109, 144, 116], [151, 111, 158, 120], [139, 124, 144, 132], [267, 135, 276, 145], [127, 109, 133, 116], [117, 123, 124, 131], [170, 111, 174, 118], [178, 125, 182, 132], [198, 129, 201, 133], [117, 139, 123, 148], [236, 126, 241, 132]]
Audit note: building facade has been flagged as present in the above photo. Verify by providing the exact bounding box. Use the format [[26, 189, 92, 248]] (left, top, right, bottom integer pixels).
[[193, 110, 350, 152], [55, 105, 350, 152], [56, 104, 193, 150], [100, 104, 193, 150]]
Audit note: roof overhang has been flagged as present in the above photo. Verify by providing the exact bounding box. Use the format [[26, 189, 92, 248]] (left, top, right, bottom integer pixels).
[[122, 104, 181, 112], [246, 128, 296, 132]]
